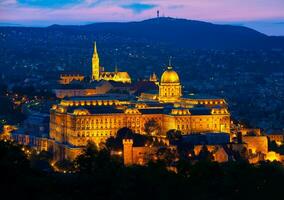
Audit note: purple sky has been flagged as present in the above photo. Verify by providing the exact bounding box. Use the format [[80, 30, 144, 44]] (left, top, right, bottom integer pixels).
[[0, 0, 284, 35]]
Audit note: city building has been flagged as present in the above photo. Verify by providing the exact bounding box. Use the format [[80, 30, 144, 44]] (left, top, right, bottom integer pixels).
[[59, 42, 131, 85], [50, 62, 230, 161]]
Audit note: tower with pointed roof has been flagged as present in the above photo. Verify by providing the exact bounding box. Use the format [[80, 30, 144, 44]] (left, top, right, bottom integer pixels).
[[92, 42, 100, 81]]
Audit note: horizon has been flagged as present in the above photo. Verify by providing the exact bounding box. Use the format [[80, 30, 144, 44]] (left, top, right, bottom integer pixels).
[[0, 16, 283, 37], [0, 0, 284, 36]]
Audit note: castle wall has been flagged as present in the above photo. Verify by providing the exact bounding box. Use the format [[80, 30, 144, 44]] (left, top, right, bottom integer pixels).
[[242, 136, 268, 154]]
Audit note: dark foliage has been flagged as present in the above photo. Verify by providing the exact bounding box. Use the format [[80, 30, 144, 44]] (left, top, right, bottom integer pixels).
[[106, 127, 153, 150], [269, 140, 284, 155], [166, 129, 183, 141], [144, 119, 161, 136], [0, 140, 284, 199], [0, 95, 26, 124]]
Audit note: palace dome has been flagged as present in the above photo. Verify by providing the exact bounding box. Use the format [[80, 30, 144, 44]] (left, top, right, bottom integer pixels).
[[161, 66, 180, 84]]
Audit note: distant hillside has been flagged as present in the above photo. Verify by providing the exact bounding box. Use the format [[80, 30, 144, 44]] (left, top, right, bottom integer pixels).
[[1, 17, 284, 50], [47, 17, 284, 49], [1, 17, 284, 77]]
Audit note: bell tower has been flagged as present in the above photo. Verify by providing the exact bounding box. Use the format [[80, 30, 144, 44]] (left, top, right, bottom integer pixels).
[[92, 42, 100, 81]]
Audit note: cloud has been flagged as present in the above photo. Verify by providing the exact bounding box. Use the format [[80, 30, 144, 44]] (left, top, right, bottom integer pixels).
[[168, 5, 184, 9], [17, 0, 84, 8], [121, 3, 157, 13], [1, 0, 284, 35]]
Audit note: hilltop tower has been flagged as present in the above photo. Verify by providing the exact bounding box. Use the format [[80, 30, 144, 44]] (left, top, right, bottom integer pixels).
[[92, 42, 100, 81]]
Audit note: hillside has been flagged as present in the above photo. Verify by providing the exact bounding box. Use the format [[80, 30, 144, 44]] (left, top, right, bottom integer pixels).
[[47, 17, 284, 49], [1, 17, 284, 50]]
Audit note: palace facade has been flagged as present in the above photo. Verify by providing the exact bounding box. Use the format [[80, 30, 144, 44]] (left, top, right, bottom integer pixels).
[[50, 64, 230, 161]]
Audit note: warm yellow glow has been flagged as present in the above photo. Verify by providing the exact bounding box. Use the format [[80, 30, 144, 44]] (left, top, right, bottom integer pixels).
[[161, 66, 180, 83], [266, 151, 281, 162]]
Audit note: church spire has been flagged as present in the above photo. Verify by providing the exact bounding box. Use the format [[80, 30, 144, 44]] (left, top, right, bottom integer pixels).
[[92, 41, 100, 81], [94, 41, 98, 55], [168, 56, 173, 70]]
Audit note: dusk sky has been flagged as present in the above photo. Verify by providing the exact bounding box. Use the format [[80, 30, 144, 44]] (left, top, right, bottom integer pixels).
[[0, 0, 284, 35]]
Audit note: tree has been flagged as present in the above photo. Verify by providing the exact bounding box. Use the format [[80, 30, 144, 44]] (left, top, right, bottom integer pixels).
[[166, 129, 183, 141], [117, 127, 134, 139], [30, 150, 53, 172], [198, 145, 214, 161], [156, 147, 178, 165], [144, 119, 161, 136], [0, 140, 29, 170], [74, 141, 122, 174], [54, 159, 75, 172], [268, 140, 284, 155], [106, 127, 134, 150]]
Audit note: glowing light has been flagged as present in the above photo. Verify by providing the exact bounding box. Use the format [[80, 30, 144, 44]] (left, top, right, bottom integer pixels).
[[266, 151, 281, 162]]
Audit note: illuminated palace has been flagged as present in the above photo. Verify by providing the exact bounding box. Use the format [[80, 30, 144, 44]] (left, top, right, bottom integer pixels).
[[59, 42, 131, 84], [50, 62, 230, 161]]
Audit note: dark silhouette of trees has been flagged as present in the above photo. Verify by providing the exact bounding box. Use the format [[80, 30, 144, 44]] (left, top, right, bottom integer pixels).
[[156, 147, 178, 165], [0, 139, 284, 199], [106, 127, 134, 150], [106, 127, 153, 150], [197, 145, 214, 161], [30, 150, 53, 172], [166, 129, 183, 141], [144, 119, 161, 136], [54, 159, 75, 172], [74, 141, 122, 174], [117, 127, 134, 138], [269, 140, 284, 154], [0, 140, 29, 170]]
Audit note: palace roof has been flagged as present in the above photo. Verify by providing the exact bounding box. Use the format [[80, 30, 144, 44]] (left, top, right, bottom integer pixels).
[[67, 106, 124, 115]]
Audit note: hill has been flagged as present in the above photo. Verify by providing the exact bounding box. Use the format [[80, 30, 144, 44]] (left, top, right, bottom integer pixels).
[[47, 17, 284, 49], [1, 17, 284, 50]]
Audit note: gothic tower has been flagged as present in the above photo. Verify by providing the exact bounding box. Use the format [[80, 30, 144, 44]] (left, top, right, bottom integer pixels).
[[92, 42, 100, 81]]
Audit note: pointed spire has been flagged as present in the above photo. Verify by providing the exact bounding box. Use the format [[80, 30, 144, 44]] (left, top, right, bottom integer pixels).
[[168, 56, 173, 70], [92, 41, 100, 81], [94, 41, 97, 54]]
